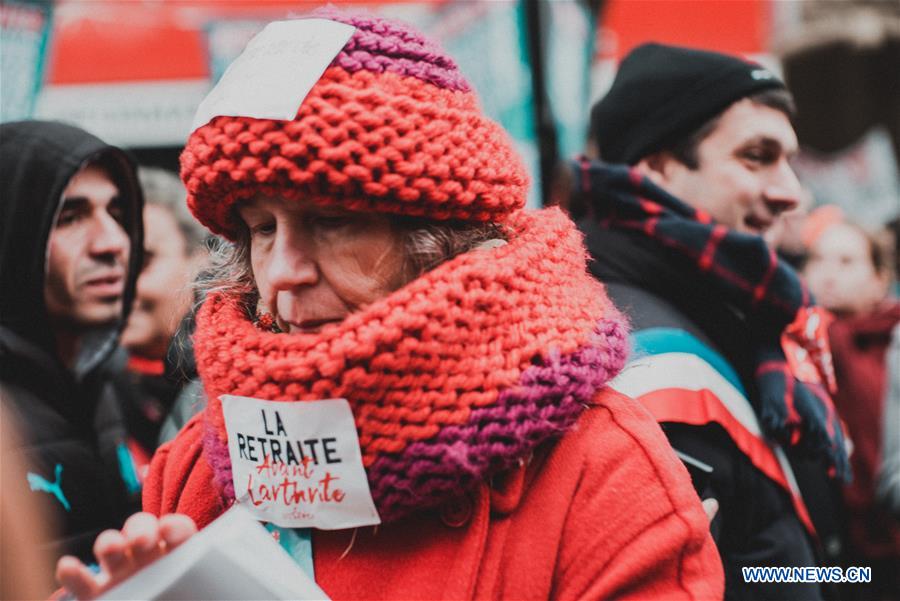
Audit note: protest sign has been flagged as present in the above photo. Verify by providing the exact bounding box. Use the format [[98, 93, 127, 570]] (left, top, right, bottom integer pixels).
[[222, 395, 380, 529]]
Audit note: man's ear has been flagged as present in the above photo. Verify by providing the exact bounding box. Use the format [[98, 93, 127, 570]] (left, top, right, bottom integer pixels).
[[634, 151, 677, 188]]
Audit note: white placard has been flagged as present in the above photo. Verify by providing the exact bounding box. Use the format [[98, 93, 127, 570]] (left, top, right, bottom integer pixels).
[[221, 395, 381, 529], [190, 18, 355, 131], [98, 504, 328, 600]]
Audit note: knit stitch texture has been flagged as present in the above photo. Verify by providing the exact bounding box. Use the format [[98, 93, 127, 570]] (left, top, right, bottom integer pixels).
[[181, 12, 528, 239], [196, 208, 629, 521]]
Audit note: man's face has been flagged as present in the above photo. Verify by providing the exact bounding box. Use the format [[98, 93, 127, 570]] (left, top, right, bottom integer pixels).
[[647, 98, 802, 236], [45, 165, 131, 330], [121, 204, 197, 359]]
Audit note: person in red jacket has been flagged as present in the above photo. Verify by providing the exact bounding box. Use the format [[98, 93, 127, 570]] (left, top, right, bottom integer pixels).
[[56, 10, 723, 600], [804, 216, 900, 598]]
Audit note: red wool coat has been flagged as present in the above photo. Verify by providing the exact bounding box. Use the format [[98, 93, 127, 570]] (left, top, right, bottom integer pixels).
[[144, 388, 724, 600], [829, 303, 900, 559]]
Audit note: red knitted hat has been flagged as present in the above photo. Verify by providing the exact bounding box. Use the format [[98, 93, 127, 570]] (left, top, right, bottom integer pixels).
[[181, 11, 529, 239]]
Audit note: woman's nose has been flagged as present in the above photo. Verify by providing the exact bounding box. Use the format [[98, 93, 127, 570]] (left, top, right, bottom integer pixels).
[[265, 228, 318, 291]]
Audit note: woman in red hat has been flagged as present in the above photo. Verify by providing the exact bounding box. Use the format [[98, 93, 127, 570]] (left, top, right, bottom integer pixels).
[[56, 10, 722, 600]]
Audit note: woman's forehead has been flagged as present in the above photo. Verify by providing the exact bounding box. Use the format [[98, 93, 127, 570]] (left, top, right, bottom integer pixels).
[[816, 223, 870, 257]]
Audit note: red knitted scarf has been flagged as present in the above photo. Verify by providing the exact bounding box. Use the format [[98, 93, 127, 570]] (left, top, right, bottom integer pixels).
[[196, 208, 629, 521]]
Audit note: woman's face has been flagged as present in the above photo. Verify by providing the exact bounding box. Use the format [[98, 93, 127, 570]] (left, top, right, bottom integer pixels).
[[237, 196, 406, 334], [804, 223, 888, 316]]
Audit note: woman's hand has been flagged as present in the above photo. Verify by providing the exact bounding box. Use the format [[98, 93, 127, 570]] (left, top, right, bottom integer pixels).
[[56, 512, 197, 600]]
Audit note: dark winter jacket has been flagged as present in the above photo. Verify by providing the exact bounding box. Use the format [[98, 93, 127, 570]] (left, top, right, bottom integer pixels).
[[109, 330, 196, 457], [580, 219, 842, 600], [0, 121, 144, 563]]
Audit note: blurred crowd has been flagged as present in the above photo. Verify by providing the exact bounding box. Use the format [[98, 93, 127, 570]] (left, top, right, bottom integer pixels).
[[1, 6, 898, 601]]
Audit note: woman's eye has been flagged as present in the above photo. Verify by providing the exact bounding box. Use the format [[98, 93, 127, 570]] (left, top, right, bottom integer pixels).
[[250, 221, 276, 236]]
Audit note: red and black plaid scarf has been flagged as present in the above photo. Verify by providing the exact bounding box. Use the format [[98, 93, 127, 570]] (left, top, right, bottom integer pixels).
[[576, 158, 850, 481]]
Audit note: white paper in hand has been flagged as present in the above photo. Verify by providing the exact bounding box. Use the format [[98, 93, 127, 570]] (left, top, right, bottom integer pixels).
[[190, 18, 355, 131], [97, 504, 329, 600], [222, 395, 381, 529]]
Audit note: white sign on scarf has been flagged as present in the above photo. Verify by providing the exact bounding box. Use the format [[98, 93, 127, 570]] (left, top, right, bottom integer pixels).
[[221, 395, 381, 530], [190, 18, 355, 131]]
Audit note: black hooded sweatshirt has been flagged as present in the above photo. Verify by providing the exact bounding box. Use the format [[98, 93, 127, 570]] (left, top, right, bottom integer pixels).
[[0, 121, 144, 565]]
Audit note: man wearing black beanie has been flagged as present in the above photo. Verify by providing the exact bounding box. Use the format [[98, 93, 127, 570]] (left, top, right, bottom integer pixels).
[[576, 44, 847, 600]]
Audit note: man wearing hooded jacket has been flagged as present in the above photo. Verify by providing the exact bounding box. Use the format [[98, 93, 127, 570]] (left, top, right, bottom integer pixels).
[[0, 121, 144, 567], [577, 44, 849, 599]]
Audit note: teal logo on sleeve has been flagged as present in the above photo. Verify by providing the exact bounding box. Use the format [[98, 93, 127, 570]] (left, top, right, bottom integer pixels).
[[27, 463, 71, 511], [117, 443, 142, 495]]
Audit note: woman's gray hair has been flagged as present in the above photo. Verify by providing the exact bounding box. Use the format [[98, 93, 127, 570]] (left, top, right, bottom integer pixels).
[[194, 217, 509, 316]]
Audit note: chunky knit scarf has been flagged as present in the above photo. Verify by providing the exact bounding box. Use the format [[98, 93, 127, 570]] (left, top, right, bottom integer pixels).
[[196, 208, 629, 522], [575, 159, 850, 481]]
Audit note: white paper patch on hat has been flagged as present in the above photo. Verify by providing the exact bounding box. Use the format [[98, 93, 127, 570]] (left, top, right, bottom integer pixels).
[[190, 19, 355, 132], [221, 395, 381, 530]]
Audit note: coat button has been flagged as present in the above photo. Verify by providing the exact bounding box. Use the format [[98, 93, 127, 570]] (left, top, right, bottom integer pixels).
[[441, 494, 473, 528]]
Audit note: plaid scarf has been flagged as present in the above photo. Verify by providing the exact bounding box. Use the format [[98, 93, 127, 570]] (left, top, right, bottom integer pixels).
[[575, 158, 850, 481]]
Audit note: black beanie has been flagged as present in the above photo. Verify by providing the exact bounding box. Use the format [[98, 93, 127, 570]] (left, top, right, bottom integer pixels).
[[590, 43, 787, 165]]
